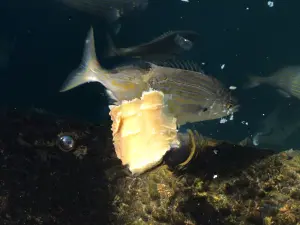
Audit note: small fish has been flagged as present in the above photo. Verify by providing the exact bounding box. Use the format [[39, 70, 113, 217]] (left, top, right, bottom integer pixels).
[[240, 101, 300, 149], [105, 30, 201, 60], [60, 27, 239, 126], [245, 66, 300, 99], [58, 0, 148, 33], [252, 130, 273, 146]]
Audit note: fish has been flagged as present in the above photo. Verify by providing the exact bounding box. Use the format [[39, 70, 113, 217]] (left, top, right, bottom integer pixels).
[[245, 66, 300, 99], [105, 30, 201, 60], [60, 27, 239, 126], [242, 101, 300, 150], [58, 0, 148, 33], [149, 59, 205, 73]]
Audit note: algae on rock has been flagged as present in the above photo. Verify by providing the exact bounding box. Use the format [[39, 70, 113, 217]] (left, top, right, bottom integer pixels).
[[107, 130, 300, 225]]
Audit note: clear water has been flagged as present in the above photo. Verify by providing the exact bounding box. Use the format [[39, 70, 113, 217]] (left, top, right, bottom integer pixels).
[[1, 0, 300, 150]]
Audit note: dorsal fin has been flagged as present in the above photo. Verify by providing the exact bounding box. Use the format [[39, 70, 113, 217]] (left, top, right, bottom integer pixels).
[[157, 30, 173, 38], [152, 30, 200, 42], [151, 30, 174, 42], [150, 59, 204, 73]]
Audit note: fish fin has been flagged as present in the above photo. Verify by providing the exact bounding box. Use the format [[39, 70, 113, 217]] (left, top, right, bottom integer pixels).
[[277, 89, 291, 98], [150, 59, 204, 73], [60, 27, 104, 92], [243, 75, 266, 89], [105, 33, 118, 57], [154, 30, 174, 40], [106, 89, 118, 104], [152, 30, 200, 42]]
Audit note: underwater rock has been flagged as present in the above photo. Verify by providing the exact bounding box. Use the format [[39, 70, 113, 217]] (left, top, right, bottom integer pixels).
[[107, 131, 295, 225], [0, 107, 114, 225], [0, 107, 299, 225], [108, 131, 300, 225]]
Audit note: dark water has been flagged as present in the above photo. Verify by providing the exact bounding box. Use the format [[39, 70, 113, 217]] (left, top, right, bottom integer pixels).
[[1, 0, 300, 149]]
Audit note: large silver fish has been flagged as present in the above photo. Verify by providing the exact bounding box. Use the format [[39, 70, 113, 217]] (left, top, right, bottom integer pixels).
[[245, 66, 300, 99], [60, 27, 239, 126]]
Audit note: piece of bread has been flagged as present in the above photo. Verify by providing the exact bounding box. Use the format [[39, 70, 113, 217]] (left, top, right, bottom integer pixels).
[[109, 90, 179, 174]]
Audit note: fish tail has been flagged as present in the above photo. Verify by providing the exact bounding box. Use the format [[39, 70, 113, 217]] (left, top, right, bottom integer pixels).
[[244, 75, 266, 89], [105, 33, 119, 57], [60, 27, 105, 92]]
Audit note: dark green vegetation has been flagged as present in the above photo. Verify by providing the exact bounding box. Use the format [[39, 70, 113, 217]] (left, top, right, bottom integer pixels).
[[0, 108, 299, 225]]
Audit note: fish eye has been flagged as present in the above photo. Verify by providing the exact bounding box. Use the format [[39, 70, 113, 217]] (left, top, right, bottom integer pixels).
[[174, 34, 193, 50], [56, 135, 75, 152], [202, 107, 208, 112]]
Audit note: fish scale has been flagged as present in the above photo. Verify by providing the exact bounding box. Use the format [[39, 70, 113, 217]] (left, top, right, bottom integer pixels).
[[149, 68, 224, 98], [60, 27, 239, 126]]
